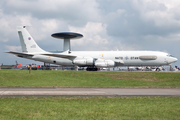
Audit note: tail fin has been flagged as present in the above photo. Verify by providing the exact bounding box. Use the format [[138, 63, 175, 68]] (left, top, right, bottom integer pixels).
[[17, 26, 45, 53]]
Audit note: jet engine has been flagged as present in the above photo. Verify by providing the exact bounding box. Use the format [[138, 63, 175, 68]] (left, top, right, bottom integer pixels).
[[73, 57, 94, 66], [95, 60, 115, 67]]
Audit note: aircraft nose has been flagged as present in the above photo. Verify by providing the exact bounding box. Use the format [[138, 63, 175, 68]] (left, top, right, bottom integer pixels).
[[174, 57, 178, 62], [170, 57, 178, 64]]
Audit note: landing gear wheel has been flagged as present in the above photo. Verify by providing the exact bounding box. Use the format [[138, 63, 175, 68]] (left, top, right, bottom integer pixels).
[[86, 67, 98, 71]]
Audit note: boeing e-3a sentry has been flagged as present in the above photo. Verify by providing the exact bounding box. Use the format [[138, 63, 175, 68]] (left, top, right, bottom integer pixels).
[[6, 26, 178, 71]]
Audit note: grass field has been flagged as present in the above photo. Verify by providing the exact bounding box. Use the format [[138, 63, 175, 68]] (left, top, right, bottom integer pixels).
[[0, 96, 179, 120], [0, 70, 180, 87], [1, 70, 180, 120]]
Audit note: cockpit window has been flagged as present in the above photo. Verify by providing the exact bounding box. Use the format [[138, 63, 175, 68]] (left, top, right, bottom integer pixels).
[[167, 54, 174, 57]]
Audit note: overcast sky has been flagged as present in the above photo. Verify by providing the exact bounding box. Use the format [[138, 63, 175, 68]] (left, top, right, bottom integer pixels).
[[0, 0, 180, 67]]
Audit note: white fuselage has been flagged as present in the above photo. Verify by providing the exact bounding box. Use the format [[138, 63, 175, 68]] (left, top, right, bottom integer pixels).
[[26, 51, 177, 67]]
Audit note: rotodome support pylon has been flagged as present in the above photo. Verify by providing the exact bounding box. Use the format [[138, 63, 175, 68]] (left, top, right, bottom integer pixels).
[[51, 32, 83, 52]]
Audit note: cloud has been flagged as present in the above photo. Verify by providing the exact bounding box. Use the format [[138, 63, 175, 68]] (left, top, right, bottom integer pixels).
[[5, 45, 21, 51], [4, 0, 101, 26], [104, 0, 180, 38], [0, 0, 180, 66], [69, 22, 109, 50]]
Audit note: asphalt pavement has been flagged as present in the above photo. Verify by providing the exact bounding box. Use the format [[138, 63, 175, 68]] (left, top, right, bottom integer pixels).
[[0, 87, 180, 97]]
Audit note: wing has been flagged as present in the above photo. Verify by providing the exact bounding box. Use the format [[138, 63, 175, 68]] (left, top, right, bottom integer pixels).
[[41, 53, 77, 59], [42, 53, 124, 65]]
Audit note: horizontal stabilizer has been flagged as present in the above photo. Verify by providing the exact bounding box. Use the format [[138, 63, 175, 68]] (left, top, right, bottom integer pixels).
[[5, 51, 34, 57]]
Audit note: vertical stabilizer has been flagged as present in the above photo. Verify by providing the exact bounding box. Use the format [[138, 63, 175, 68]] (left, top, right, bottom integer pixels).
[[17, 26, 45, 53]]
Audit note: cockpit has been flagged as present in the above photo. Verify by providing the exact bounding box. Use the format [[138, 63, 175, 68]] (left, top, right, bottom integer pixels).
[[167, 54, 175, 57]]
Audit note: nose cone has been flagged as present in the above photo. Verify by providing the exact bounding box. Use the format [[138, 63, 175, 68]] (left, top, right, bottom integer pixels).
[[174, 58, 178, 62], [169, 57, 178, 64], [175, 58, 178, 62]]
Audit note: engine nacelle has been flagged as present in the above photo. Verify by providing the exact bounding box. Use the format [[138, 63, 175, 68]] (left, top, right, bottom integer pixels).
[[73, 57, 94, 66], [95, 60, 115, 67]]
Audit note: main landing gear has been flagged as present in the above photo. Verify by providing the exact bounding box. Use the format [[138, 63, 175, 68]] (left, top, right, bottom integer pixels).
[[86, 67, 98, 71]]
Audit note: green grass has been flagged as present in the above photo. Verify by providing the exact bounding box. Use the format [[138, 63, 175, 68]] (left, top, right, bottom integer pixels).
[[0, 70, 180, 87], [0, 97, 180, 120]]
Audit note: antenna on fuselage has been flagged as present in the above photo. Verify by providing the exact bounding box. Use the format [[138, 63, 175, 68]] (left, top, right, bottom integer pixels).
[[51, 32, 83, 52]]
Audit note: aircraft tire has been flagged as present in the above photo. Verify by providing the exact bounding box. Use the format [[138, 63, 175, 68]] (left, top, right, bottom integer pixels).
[[86, 67, 98, 71]]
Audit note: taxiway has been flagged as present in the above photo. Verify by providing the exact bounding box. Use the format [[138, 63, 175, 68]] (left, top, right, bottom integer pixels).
[[0, 87, 180, 97]]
